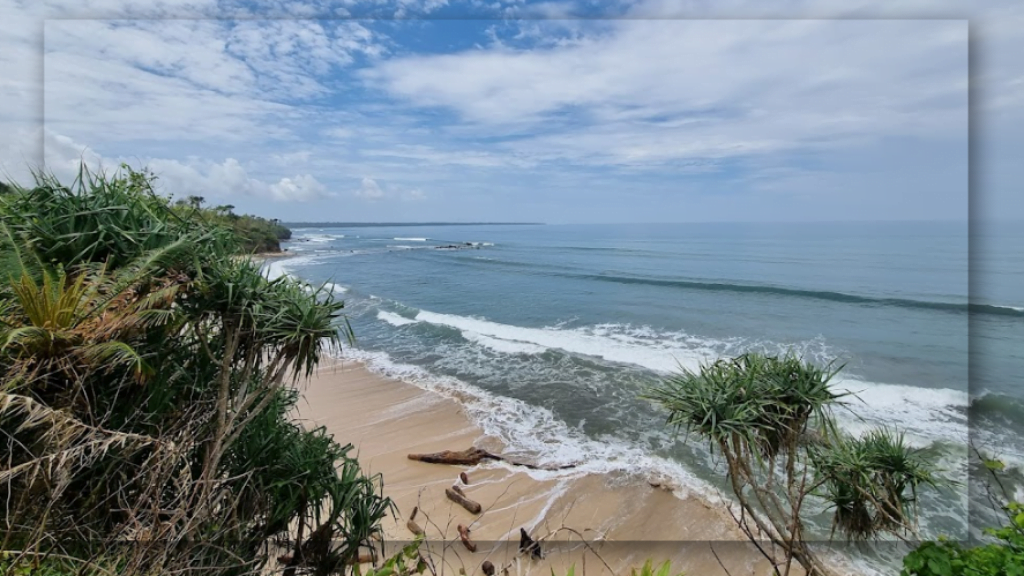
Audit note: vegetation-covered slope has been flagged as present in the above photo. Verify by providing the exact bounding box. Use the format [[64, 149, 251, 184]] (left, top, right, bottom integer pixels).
[[0, 165, 386, 576], [173, 194, 291, 253]]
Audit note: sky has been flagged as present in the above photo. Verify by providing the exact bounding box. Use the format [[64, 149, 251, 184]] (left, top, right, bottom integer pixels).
[[0, 1, 1016, 224]]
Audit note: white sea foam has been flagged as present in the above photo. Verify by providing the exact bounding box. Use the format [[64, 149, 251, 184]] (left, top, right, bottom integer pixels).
[[299, 234, 335, 243], [340, 347, 723, 500], [830, 377, 968, 445], [377, 311, 418, 326], [415, 310, 717, 373], [393, 237, 428, 241], [460, 331, 548, 355], [403, 309, 969, 447], [322, 282, 348, 294], [261, 254, 315, 281], [263, 260, 289, 281]]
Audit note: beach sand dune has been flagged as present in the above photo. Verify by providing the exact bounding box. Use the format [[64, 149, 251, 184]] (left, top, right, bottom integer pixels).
[[295, 360, 782, 576]]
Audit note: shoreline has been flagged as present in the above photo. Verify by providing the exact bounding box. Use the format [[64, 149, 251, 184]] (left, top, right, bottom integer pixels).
[[245, 250, 293, 260], [294, 358, 785, 576]]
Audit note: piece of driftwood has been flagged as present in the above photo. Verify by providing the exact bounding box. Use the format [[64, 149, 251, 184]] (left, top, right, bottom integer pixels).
[[519, 528, 542, 559], [408, 447, 577, 471], [482, 560, 496, 576], [460, 471, 470, 484], [408, 448, 500, 465], [407, 519, 424, 536], [445, 487, 482, 514], [410, 506, 419, 521], [451, 484, 466, 497], [457, 524, 477, 552]]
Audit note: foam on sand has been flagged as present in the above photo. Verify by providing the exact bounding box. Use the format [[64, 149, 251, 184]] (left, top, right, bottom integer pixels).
[[296, 359, 772, 576]]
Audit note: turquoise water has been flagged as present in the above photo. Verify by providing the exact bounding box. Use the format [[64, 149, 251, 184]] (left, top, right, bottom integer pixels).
[[271, 220, 1021, 569]]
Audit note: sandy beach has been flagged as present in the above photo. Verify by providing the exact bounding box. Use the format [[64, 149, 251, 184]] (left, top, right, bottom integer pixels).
[[293, 358, 782, 576]]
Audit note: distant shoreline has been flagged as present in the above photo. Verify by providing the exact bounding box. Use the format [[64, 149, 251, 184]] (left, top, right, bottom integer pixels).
[[281, 221, 544, 228]]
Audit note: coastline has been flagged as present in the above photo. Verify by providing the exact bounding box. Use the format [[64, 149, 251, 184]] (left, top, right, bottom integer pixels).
[[294, 358, 786, 576], [245, 250, 293, 260]]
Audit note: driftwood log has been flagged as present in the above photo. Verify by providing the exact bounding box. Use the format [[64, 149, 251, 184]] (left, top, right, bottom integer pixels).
[[407, 505, 425, 536], [457, 524, 477, 552], [407, 519, 424, 536], [460, 471, 470, 484], [408, 448, 499, 466], [408, 447, 577, 471], [445, 487, 482, 514], [482, 561, 496, 576]]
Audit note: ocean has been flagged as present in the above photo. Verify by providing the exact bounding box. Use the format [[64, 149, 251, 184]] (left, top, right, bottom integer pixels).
[[268, 220, 1022, 572]]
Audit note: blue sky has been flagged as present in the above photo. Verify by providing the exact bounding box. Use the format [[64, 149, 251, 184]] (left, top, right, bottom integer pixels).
[[0, 0, 1012, 224]]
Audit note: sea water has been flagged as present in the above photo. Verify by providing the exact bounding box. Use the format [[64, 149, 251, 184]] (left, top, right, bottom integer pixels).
[[270, 220, 1022, 573]]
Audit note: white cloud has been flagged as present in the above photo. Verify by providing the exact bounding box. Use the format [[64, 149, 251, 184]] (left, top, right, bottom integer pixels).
[[39, 18, 385, 149], [0, 0, 1016, 221], [354, 177, 385, 199], [322, 127, 355, 139], [362, 19, 966, 168], [268, 174, 330, 201], [146, 157, 332, 202], [32, 130, 332, 203], [404, 188, 427, 201]]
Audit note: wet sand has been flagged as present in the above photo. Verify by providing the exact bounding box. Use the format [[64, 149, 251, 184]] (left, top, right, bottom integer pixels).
[[294, 359, 785, 576]]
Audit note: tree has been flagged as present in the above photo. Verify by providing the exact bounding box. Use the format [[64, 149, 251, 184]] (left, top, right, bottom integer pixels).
[[644, 353, 940, 576]]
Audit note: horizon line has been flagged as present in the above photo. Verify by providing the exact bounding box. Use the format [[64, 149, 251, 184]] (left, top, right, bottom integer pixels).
[[281, 221, 545, 227]]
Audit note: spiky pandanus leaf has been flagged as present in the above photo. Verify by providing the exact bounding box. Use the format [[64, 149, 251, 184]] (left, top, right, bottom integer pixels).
[[643, 352, 844, 459], [811, 427, 940, 540]]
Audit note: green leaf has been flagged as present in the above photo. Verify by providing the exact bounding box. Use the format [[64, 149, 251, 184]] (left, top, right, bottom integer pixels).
[[983, 459, 1006, 471]]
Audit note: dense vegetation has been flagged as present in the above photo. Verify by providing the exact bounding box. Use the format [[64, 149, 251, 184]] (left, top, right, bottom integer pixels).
[[0, 166, 388, 575], [173, 193, 291, 254]]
